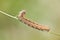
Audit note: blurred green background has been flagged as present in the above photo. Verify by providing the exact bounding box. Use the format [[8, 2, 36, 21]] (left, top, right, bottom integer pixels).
[[0, 0, 60, 40]]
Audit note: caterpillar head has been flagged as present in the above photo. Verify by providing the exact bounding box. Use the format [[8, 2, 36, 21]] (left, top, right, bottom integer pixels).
[[18, 10, 26, 18]]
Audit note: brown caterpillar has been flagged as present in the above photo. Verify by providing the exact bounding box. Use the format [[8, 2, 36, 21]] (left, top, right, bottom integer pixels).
[[18, 10, 50, 32]]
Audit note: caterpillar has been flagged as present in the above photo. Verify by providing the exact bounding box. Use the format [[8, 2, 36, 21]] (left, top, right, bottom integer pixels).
[[18, 10, 50, 32]]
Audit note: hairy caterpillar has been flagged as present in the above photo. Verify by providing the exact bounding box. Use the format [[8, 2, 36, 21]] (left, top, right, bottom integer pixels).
[[18, 10, 50, 32]]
